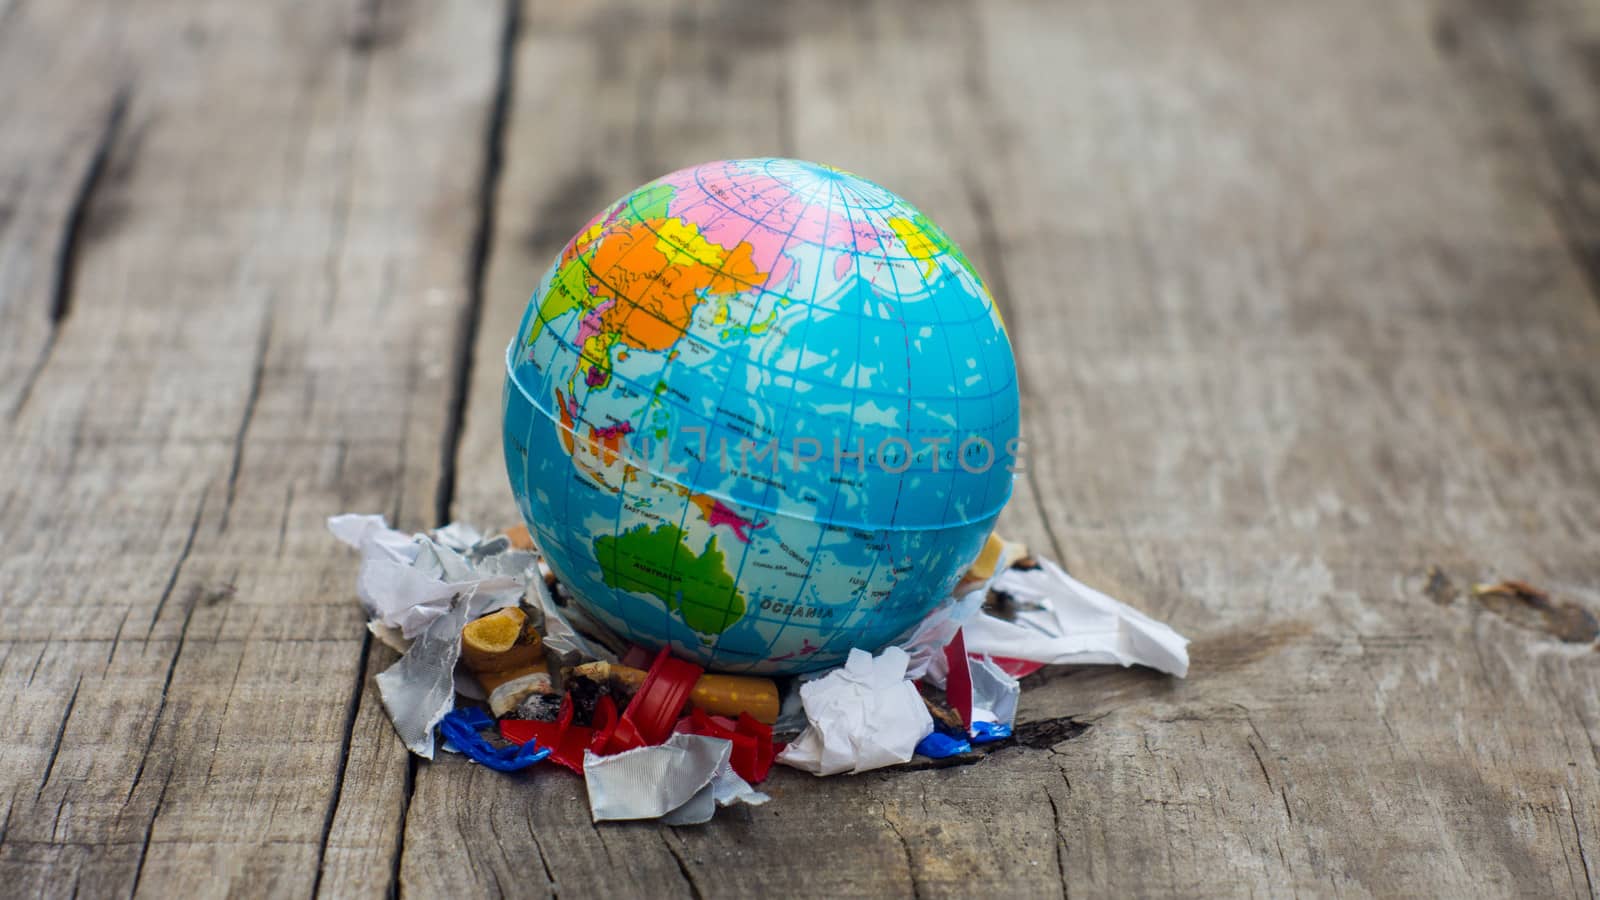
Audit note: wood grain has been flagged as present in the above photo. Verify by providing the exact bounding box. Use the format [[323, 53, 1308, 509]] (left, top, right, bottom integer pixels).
[[0, 0, 501, 896], [2, 0, 1598, 896]]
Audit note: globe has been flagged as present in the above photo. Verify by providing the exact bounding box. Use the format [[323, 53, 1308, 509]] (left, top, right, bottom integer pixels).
[[502, 159, 1019, 674]]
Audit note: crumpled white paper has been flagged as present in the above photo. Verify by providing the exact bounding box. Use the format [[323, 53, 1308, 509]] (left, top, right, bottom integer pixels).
[[328, 514, 523, 641], [528, 560, 616, 666], [375, 594, 470, 759], [583, 733, 769, 824], [968, 653, 1020, 728], [777, 646, 934, 775], [895, 536, 1030, 680], [964, 559, 1190, 677], [896, 589, 988, 682], [330, 514, 547, 757]]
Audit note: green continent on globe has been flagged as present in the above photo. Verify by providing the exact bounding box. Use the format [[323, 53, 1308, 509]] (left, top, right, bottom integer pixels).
[[594, 523, 746, 635]]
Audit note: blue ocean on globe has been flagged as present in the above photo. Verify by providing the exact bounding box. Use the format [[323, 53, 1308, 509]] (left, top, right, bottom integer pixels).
[[502, 158, 1020, 674]]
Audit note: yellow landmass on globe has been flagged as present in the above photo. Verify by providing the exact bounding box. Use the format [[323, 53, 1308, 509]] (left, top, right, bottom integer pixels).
[[535, 215, 767, 395], [888, 216, 942, 278]]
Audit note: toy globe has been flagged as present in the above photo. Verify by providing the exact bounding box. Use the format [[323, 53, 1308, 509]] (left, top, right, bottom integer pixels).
[[503, 158, 1019, 674]]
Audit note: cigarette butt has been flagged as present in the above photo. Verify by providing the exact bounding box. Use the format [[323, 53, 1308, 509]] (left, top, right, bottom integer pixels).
[[505, 525, 535, 550], [461, 607, 544, 673], [484, 663, 555, 717], [690, 674, 779, 724], [574, 661, 646, 692], [477, 659, 549, 693], [575, 661, 778, 724], [955, 533, 1027, 594]]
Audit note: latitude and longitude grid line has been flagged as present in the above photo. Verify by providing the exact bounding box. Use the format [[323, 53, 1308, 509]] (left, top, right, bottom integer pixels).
[[798, 180, 925, 657], [657, 162, 844, 655], [585, 171, 1009, 649], [859, 193, 969, 537], [577, 167, 804, 630], [526, 170, 1016, 419], [712, 166, 1012, 658], [849, 193, 1003, 627], [522, 205, 1017, 542], [951, 259, 1017, 527], [593, 163, 839, 656], [546, 164, 793, 625], [815, 184, 1016, 638], [522, 162, 1013, 665], [643, 166, 978, 663], [699, 164, 846, 665], [851, 185, 943, 615], [546, 164, 786, 462]]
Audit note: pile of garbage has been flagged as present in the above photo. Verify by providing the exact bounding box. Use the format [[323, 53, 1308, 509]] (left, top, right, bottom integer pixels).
[[329, 515, 1189, 824]]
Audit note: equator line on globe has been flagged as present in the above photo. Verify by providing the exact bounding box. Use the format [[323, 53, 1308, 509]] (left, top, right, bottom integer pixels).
[[503, 158, 1020, 674]]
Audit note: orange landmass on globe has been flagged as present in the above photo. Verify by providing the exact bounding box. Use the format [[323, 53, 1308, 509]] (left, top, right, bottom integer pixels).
[[556, 215, 767, 390]]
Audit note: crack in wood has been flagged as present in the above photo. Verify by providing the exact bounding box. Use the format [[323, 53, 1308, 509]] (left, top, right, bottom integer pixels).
[[661, 832, 706, 900], [123, 484, 211, 819], [10, 85, 132, 421], [381, 6, 521, 891], [144, 486, 209, 640], [23, 644, 46, 689], [1247, 739, 1273, 788], [310, 631, 373, 898], [219, 303, 273, 532], [523, 815, 558, 898], [434, 0, 522, 528], [276, 482, 295, 557], [1014, 716, 1093, 750], [1046, 790, 1071, 899], [126, 769, 174, 900], [34, 677, 81, 802], [1566, 786, 1596, 899], [387, 753, 418, 898], [876, 800, 924, 900]]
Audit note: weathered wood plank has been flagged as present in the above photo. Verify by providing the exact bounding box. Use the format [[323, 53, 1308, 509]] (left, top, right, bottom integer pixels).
[[0, 0, 502, 896], [3, 0, 1599, 896], [413, 0, 1600, 897], [979, 0, 1600, 894]]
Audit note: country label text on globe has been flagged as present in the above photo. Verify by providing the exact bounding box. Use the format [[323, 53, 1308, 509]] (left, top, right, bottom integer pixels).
[[503, 159, 1020, 673]]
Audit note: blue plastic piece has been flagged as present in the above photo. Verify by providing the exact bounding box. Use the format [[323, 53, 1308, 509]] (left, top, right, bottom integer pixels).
[[915, 731, 973, 759], [969, 720, 1013, 744], [438, 707, 551, 772]]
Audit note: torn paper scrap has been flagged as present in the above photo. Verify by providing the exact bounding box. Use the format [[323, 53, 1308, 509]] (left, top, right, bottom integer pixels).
[[527, 564, 617, 665], [968, 653, 1020, 736], [376, 594, 471, 759], [357, 557, 516, 640], [328, 513, 420, 566], [777, 646, 934, 775], [328, 514, 528, 641], [965, 559, 1190, 677], [895, 534, 1030, 680], [896, 589, 986, 682], [431, 521, 483, 554], [584, 733, 768, 823]]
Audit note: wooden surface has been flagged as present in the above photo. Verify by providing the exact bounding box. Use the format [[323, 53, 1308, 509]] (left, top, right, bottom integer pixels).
[[3, 0, 1599, 896]]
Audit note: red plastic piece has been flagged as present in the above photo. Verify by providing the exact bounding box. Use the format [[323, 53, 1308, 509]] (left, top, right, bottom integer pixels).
[[592, 647, 704, 756], [676, 707, 779, 783], [943, 628, 974, 729], [500, 696, 594, 775]]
